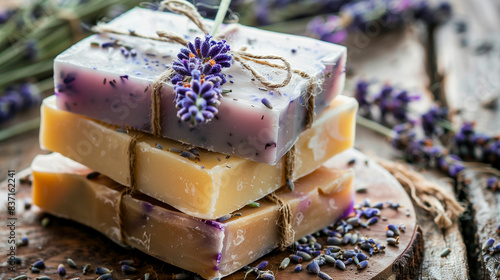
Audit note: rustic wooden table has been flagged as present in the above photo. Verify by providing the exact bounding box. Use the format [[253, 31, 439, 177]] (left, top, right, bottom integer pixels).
[[0, 0, 499, 279]]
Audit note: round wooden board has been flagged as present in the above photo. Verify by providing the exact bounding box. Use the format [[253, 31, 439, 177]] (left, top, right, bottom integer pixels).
[[0, 149, 422, 279]]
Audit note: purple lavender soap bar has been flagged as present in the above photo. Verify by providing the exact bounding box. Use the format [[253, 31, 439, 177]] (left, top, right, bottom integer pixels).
[[54, 8, 346, 164]]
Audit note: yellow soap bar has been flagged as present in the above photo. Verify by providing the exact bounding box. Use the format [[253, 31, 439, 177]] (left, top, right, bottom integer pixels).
[[40, 95, 357, 219], [32, 153, 354, 279]]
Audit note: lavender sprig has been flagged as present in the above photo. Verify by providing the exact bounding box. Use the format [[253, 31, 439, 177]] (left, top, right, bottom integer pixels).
[[174, 70, 222, 126], [0, 83, 41, 125], [172, 34, 231, 86]]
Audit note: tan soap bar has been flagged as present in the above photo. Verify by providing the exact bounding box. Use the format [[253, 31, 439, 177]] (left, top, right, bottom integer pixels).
[[32, 153, 354, 279], [39, 95, 357, 219]]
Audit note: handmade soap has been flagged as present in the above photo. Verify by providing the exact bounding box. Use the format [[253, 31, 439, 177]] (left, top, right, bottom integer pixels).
[[31, 153, 354, 279], [40, 95, 356, 219], [53, 7, 347, 164]]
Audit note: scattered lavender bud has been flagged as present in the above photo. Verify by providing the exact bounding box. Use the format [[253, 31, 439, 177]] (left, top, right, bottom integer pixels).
[[387, 230, 395, 237], [57, 264, 66, 276], [96, 273, 113, 280], [121, 264, 137, 274], [387, 237, 399, 246], [363, 198, 371, 207], [296, 251, 312, 261], [32, 260, 45, 269], [440, 248, 451, 257], [351, 233, 358, 245], [294, 264, 302, 272], [372, 201, 384, 209], [261, 98, 273, 109], [488, 244, 500, 255], [387, 224, 400, 236], [323, 255, 336, 264], [279, 257, 290, 269], [290, 254, 303, 263], [306, 259, 320, 274], [67, 258, 77, 268], [82, 264, 91, 274], [343, 258, 353, 265], [318, 271, 333, 280], [342, 233, 352, 244], [256, 261, 268, 270], [356, 252, 368, 261], [31, 266, 40, 273], [248, 202, 260, 208], [482, 238, 495, 251], [357, 260, 368, 270], [312, 250, 322, 257], [95, 267, 111, 275], [497, 224, 500, 234], [327, 237, 342, 246], [335, 259, 346, 270], [258, 272, 274, 280], [356, 186, 367, 193], [41, 217, 50, 227], [367, 216, 379, 225], [155, 143, 163, 149]]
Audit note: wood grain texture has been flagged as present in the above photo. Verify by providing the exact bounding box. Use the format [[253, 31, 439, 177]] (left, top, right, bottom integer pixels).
[[435, 0, 500, 279], [0, 149, 423, 279]]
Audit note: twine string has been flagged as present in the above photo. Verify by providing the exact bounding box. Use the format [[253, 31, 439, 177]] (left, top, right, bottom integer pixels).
[[376, 158, 465, 230], [267, 192, 295, 251]]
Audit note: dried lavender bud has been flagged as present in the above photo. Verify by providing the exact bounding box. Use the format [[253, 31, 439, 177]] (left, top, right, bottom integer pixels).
[[318, 271, 333, 280], [32, 260, 45, 269], [387, 230, 395, 237], [356, 252, 368, 261], [258, 272, 274, 280], [323, 255, 336, 264], [327, 237, 342, 246], [387, 237, 399, 246], [279, 258, 290, 269], [261, 98, 273, 109], [440, 248, 451, 257], [367, 216, 379, 225], [82, 264, 91, 275], [256, 261, 268, 270], [57, 264, 66, 276], [335, 259, 346, 270], [306, 259, 320, 274], [95, 267, 111, 275], [296, 251, 312, 261], [96, 273, 113, 280], [387, 224, 400, 236], [121, 264, 137, 274], [483, 238, 495, 251], [67, 258, 77, 268], [357, 260, 368, 270], [294, 264, 302, 272], [31, 267, 40, 273]]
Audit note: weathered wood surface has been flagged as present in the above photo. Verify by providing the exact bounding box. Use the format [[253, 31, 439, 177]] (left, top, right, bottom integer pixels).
[[347, 25, 469, 279], [435, 0, 500, 279], [0, 149, 422, 279]]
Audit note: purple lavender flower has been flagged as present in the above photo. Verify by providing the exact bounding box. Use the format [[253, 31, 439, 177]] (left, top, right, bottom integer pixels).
[[421, 106, 449, 137], [486, 177, 498, 191], [0, 83, 40, 125], [172, 35, 231, 85], [174, 70, 221, 126], [355, 79, 370, 112]]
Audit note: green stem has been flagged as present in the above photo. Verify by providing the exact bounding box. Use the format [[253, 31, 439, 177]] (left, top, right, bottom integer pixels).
[[356, 115, 394, 138], [0, 60, 53, 89], [211, 0, 232, 35], [36, 77, 55, 92], [0, 117, 40, 143]]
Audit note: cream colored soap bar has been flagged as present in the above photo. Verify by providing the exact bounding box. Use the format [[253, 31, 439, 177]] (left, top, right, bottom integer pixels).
[[32, 153, 354, 279], [40, 95, 357, 219]]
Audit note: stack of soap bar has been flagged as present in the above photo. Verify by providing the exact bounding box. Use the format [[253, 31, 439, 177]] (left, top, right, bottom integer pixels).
[[53, 7, 347, 164], [32, 153, 354, 279], [40, 95, 357, 219]]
